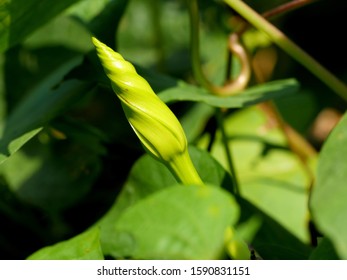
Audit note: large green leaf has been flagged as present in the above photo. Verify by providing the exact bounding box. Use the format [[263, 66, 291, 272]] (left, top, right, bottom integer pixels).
[[208, 106, 313, 244], [27, 227, 103, 260], [1, 123, 103, 213], [0, 0, 82, 52], [310, 112, 347, 259], [309, 238, 339, 260], [240, 179, 309, 243], [201, 105, 315, 258], [158, 79, 299, 108], [22, 15, 92, 53], [98, 145, 235, 256], [112, 184, 239, 259]]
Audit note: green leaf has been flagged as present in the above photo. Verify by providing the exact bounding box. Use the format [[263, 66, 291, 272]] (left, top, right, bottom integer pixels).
[[98, 145, 235, 256], [112, 184, 239, 259], [199, 105, 314, 259], [1, 129, 103, 213], [240, 179, 309, 243], [0, 0, 82, 52], [208, 106, 313, 244], [0, 79, 94, 165], [27, 227, 103, 260], [309, 238, 339, 260], [158, 79, 299, 108], [310, 112, 347, 259], [23, 15, 92, 53]]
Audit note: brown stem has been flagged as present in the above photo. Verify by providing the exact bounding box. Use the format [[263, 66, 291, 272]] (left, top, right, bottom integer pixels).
[[259, 102, 317, 161], [187, 0, 251, 96], [235, 0, 318, 35], [211, 33, 251, 96], [223, 0, 317, 94], [262, 0, 317, 20], [247, 0, 319, 178], [257, 101, 316, 186]]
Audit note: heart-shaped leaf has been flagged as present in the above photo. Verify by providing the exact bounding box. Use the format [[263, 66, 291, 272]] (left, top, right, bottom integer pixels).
[[27, 227, 103, 260], [112, 184, 239, 259], [310, 112, 347, 259]]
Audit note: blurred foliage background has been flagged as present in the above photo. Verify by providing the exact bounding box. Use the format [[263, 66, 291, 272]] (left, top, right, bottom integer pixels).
[[0, 0, 346, 259]]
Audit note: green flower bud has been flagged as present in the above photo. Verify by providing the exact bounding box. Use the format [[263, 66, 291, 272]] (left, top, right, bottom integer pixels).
[[92, 37, 202, 185]]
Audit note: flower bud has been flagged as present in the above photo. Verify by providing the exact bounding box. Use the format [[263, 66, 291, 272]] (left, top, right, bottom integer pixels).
[[92, 37, 202, 185]]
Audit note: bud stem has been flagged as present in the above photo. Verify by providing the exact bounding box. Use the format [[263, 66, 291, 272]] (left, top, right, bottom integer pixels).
[[167, 150, 203, 186]]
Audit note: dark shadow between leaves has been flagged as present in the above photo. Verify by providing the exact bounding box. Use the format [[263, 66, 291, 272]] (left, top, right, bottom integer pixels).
[[236, 196, 313, 260], [0, 80, 94, 164]]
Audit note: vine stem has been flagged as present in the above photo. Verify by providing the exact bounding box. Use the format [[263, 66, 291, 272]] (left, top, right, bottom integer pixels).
[[186, 0, 251, 96], [223, 0, 347, 102], [215, 109, 240, 195], [186, 0, 211, 90], [186, 0, 241, 194], [262, 0, 317, 20]]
